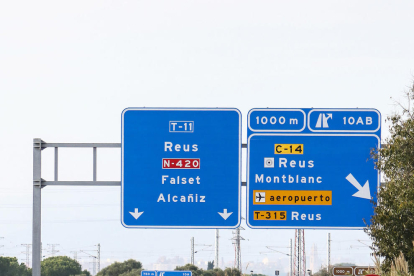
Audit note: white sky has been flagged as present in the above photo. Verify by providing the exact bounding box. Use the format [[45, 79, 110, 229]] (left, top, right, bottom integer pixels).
[[1, 0, 414, 275]]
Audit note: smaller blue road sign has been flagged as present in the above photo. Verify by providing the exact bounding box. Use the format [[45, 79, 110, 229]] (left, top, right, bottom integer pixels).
[[247, 108, 381, 229], [122, 108, 241, 228], [141, 271, 192, 276], [157, 272, 192, 276]]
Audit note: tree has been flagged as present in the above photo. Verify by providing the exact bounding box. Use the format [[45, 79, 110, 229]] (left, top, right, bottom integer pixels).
[[119, 268, 143, 276], [223, 267, 241, 276], [0, 256, 31, 276], [209, 268, 225, 276], [175, 263, 203, 276], [41, 256, 82, 276], [97, 259, 142, 276], [365, 81, 414, 272], [207, 261, 214, 270]]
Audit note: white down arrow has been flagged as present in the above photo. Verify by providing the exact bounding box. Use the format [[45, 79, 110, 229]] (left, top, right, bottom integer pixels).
[[218, 209, 233, 220], [129, 208, 144, 219]]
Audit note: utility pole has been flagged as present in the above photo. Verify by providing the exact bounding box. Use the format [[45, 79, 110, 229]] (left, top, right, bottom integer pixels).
[[215, 230, 219, 269], [327, 233, 331, 272], [97, 243, 101, 273], [47, 244, 59, 257], [21, 244, 32, 268], [0, 237, 4, 256], [290, 239, 293, 276], [191, 237, 194, 265]]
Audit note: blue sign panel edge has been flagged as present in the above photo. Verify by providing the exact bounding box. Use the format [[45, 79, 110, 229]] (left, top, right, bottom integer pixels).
[[246, 133, 380, 230], [307, 109, 381, 133], [248, 108, 307, 133], [121, 107, 242, 229]]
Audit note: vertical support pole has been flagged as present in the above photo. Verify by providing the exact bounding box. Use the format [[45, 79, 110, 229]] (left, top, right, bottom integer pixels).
[[97, 243, 101, 273], [32, 138, 42, 276], [215, 229, 219, 269], [93, 147, 97, 181], [290, 239, 293, 276], [191, 237, 194, 265], [327, 233, 331, 272], [93, 257, 96, 276], [298, 230, 301, 276], [54, 147, 58, 181]]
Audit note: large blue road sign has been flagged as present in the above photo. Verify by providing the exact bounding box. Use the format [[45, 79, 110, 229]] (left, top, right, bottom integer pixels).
[[247, 108, 381, 229], [122, 108, 241, 228]]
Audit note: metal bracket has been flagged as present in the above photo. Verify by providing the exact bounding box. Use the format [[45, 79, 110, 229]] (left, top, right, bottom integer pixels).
[[33, 178, 45, 188], [33, 138, 46, 150]]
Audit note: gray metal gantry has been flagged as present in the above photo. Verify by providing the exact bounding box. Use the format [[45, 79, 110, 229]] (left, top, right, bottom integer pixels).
[[32, 138, 248, 276], [32, 138, 121, 276]]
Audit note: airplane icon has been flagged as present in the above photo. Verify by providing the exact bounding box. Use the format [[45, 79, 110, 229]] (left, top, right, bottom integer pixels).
[[255, 192, 266, 203]]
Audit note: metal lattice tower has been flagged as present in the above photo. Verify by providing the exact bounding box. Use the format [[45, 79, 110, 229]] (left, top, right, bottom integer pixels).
[[327, 233, 331, 271], [293, 230, 306, 276], [47, 244, 59, 257], [21, 244, 32, 268], [215, 230, 219, 269], [231, 226, 245, 273], [191, 237, 194, 265]]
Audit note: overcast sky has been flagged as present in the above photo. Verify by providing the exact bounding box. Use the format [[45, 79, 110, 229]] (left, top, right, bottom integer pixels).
[[1, 0, 414, 275]]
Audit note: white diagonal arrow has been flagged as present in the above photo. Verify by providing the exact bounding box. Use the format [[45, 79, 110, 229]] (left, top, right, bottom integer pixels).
[[218, 209, 233, 220], [346, 173, 371, 200], [129, 208, 144, 219]]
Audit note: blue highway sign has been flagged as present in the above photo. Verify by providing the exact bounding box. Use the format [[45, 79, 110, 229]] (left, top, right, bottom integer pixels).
[[122, 108, 241, 228], [247, 108, 381, 229], [141, 271, 192, 276], [157, 272, 192, 276]]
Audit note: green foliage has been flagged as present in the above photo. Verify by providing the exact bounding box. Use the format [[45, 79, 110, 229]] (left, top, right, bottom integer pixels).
[[312, 265, 333, 276], [119, 268, 143, 276], [175, 264, 240, 276], [209, 268, 225, 276], [223, 267, 241, 276], [176, 264, 203, 276], [373, 253, 410, 276], [207, 261, 214, 270], [76, 270, 91, 276], [41, 256, 82, 276], [0, 256, 31, 276], [96, 259, 142, 276], [365, 81, 414, 272]]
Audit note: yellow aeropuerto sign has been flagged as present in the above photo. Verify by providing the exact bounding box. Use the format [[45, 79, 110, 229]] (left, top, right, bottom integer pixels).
[[254, 190, 332, 205], [274, 144, 303, 154]]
